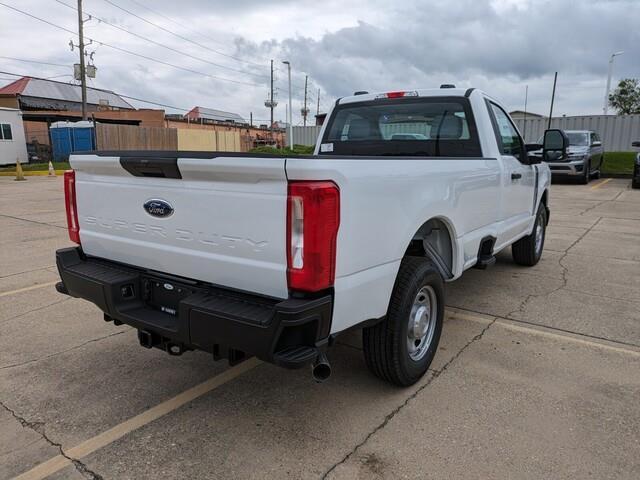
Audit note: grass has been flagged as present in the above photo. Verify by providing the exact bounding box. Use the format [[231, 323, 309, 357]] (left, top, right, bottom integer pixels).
[[0, 161, 70, 172], [601, 152, 636, 175], [249, 144, 315, 156]]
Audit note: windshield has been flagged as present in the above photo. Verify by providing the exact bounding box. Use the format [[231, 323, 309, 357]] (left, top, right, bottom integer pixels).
[[319, 97, 482, 157], [566, 132, 589, 146], [536, 132, 590, 147]]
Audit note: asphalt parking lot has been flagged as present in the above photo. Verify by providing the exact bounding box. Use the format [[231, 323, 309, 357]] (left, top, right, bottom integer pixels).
[[1, 176, 639, 480]]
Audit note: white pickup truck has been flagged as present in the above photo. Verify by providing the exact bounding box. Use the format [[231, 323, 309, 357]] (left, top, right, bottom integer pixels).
[[56, 87, 566, 386]]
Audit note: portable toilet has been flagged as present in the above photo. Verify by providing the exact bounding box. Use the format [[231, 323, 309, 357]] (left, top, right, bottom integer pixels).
[[70, 121, 96, 152], [50, 121, 74, 162], [50, 121, 95, 161]]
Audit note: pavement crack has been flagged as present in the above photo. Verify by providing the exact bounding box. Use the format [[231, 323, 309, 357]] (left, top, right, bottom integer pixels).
[[320, 319, 495, 479], [0, 297, 71, 326], [579, 199, 609, 216], [505, 217, 603, 320], [0, 400, 104, 480], [0, 213, 67, 230], [0, 329, 130, 370]]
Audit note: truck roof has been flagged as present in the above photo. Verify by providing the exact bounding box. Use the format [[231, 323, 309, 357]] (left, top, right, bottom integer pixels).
[[337, 88, 481, 105]]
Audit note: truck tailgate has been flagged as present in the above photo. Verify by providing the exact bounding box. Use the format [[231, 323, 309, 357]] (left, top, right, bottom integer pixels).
[[71, 153, 289, 298]]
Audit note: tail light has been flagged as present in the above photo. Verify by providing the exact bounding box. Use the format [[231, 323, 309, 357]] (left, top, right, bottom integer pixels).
[[64, 170, 80, 244], [287, 181, 340, 292]]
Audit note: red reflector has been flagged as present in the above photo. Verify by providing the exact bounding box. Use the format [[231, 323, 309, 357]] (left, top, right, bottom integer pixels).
[[287, 181, 340, 292], [386, 91, 406, 98], [64, 170, 80, 244]]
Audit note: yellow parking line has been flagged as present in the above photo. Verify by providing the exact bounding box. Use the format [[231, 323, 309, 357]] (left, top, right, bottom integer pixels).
[[13, 358, 261, 480], [0, 281, 59, 298], [590, 178, 612, 190]]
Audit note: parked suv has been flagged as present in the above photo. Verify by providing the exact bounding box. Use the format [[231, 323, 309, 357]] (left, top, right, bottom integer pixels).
[[533, 130, 604, 184]]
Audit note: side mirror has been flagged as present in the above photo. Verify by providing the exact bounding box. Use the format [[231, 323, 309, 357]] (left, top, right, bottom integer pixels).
[[543, 129, 569, 162], [592, 141, 602, 147]]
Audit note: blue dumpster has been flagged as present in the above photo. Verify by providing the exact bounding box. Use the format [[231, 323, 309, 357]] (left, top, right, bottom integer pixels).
[[50, 121, 95, 162]]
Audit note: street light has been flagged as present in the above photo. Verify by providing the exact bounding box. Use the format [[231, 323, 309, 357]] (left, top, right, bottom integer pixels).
[[604, 51, 624, 115], [282, 60, 293, 150]]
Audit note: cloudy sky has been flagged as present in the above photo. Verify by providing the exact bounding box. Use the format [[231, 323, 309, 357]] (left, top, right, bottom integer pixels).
[[1, 0, 638, 123]]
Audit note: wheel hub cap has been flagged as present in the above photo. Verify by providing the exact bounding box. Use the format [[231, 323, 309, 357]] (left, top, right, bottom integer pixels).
[[407, 286, 437, 361], [535, 218, 544, 255]]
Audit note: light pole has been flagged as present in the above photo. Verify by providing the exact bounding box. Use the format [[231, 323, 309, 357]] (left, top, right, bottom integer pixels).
[[282, 60, 293, 150], [604, 51, 624, 115]]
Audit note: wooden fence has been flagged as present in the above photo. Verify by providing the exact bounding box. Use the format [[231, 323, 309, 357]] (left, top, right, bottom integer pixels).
[[96, 124, 177, 151], [96, 123, 243, 152]]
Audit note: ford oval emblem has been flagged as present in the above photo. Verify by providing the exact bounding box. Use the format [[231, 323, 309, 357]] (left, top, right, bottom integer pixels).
[[143, 199, 174, 218]]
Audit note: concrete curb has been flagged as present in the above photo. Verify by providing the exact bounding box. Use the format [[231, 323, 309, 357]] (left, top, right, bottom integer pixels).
[[0, 170, 66, 177], [601, 173, 632, 179]]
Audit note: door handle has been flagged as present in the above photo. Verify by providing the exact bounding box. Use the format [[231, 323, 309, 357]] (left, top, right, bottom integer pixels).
[[511, 173, 522, 180]]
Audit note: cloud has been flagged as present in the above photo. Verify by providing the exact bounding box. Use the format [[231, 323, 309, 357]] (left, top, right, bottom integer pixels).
[[1, 0, 638, 120]]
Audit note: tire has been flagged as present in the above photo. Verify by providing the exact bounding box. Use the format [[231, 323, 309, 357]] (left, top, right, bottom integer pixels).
[[579, 160, 590, 184], [512, 204, 547, 266], [363, 257, 444, 387]]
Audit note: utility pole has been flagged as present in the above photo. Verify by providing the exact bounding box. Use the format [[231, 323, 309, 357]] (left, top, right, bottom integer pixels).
[[301, 75, 309, 127], [547, 72, 557, 130], [282, 61, 293, 150], [316, 88, 320, 116], [264, 60, 277, 131], [523, 85, 528, 141], [604, 51, 624, 115], [77, 0, 88, 120]]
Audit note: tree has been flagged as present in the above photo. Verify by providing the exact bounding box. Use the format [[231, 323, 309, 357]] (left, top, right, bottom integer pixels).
[[608, 78, 640, 115]]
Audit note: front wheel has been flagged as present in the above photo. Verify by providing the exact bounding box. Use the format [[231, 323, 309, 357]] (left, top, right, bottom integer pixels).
[[363, 257, 444, 386], [579, 160, 590, 184], [512, 204, 547, 266]]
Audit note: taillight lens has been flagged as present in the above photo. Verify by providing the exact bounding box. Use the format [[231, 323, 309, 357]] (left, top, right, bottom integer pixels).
[[287, 181, 340, 292], [64, 170, 80, 244]]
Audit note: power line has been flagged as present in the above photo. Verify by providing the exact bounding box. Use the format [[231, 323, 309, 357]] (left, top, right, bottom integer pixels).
[[53, 0, 268, 79], [126, 0, 270, 65], [100, 0, 267, 69], [0, 69, 287, 121], [0, 2, 263, 87], [0, 56, 70, 68], [0, 69, 191, 111]]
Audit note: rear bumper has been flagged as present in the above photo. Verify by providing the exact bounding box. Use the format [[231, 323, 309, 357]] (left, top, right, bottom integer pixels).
[[56, 247, 332, 368]]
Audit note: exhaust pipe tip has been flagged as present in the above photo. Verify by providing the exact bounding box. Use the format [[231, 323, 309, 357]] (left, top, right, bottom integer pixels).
[[312, 351, 331, 383]]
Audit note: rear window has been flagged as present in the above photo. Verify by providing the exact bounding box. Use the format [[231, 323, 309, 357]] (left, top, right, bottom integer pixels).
[[320, 97, 481, 157]]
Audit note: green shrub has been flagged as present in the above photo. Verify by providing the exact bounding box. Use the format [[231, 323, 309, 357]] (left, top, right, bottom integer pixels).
[[249, 144, 314, 156]]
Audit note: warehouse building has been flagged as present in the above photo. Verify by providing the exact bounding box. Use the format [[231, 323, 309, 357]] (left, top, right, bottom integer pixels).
[[184, 106, 246, 124]]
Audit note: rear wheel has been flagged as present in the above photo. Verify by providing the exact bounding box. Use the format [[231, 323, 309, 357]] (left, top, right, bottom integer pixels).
[[363, 257, 444, 387], [512, 204, 547, 266]]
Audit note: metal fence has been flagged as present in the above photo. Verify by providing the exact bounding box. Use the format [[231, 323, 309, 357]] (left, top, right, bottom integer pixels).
[[286, 115, 640, 152], [515, 115, 640, 151], [286, 126, 322, 147]]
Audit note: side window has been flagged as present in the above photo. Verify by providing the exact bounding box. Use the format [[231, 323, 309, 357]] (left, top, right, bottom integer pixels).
[[0, 123, 13, 140], [590, 132, 597, 145], [487, 102, 525, 162]]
